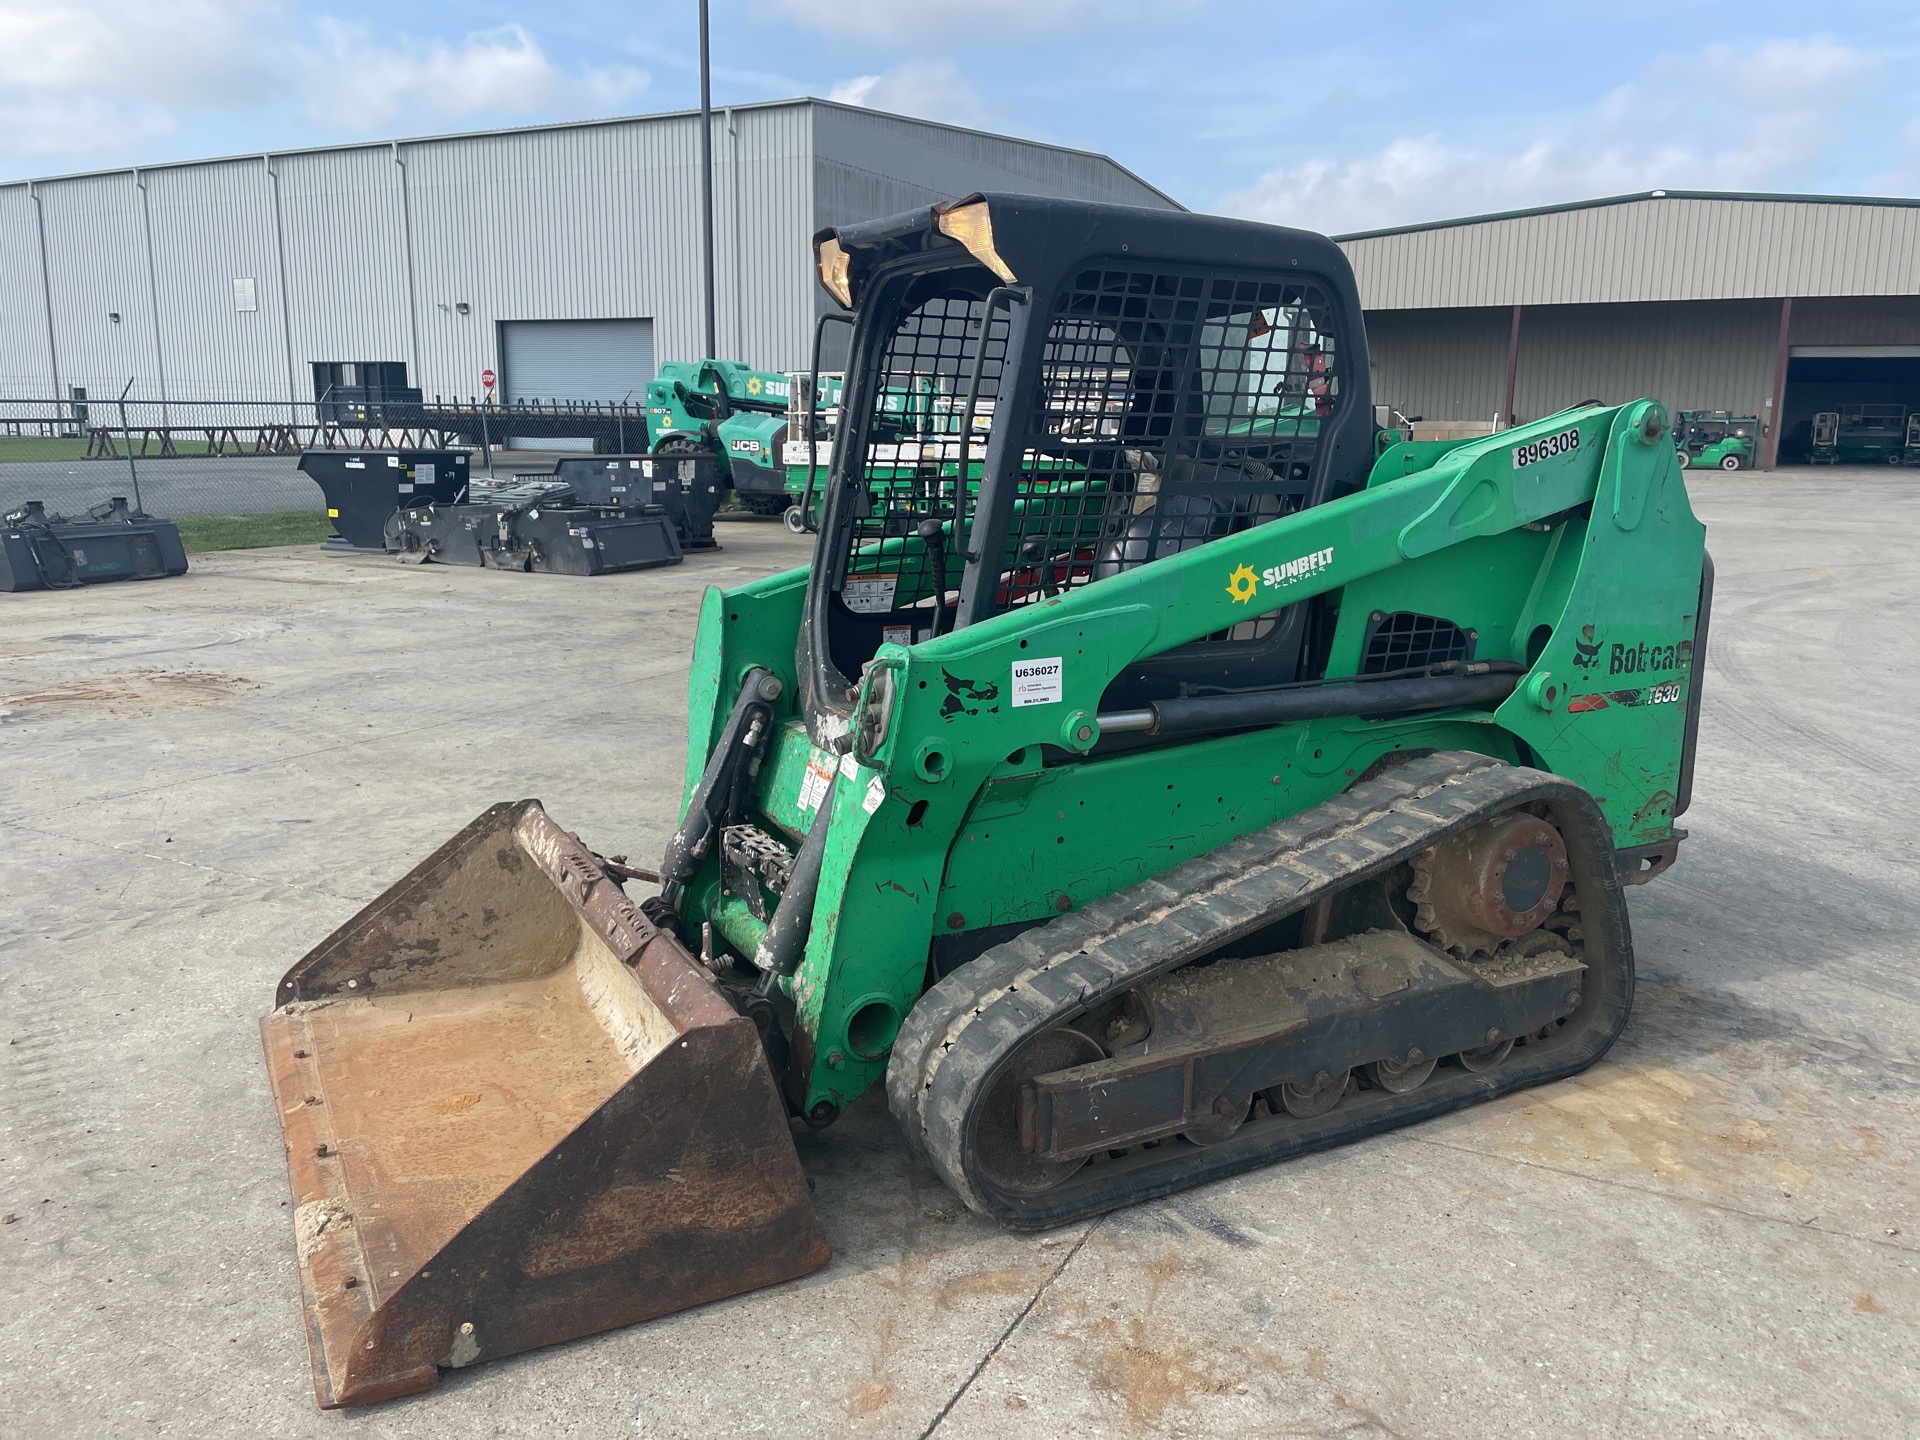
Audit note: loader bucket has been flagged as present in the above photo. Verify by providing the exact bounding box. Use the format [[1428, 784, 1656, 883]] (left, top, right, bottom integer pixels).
[[260, 800, 830, 1408]]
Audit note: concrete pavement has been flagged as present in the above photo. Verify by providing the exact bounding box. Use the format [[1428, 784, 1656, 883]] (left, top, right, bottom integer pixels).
[[1, 477, 1914, 1438]]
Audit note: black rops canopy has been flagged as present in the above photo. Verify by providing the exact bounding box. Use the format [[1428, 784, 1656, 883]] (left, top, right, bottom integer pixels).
[[811, 191, 1375, 492]]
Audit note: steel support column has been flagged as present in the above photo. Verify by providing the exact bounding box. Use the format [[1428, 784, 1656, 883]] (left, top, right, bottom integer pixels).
[[1501, 303, 1522, 429], [135, 169, 171, 424], [28, 181, 61, 402], [1763, 296, 1793, 471], [264, 156, 302, 422], [393, 142, 423, 390]]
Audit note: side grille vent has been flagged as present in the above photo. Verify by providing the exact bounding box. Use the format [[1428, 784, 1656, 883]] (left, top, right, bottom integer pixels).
[[1360, 611, 1474, 674]]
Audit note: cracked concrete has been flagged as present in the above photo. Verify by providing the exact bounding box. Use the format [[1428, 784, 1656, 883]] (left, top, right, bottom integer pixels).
[[2, 477, 1917, 1438]]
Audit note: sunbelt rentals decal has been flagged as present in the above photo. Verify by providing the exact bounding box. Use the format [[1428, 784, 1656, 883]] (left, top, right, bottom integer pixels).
[[1227, 546, 1335, 603]]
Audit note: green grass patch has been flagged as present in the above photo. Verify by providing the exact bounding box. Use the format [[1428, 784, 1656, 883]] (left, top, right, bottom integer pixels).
[[175, 510, 334, 553], [0, 435, 228, 461], [0, 436, 87, 461]]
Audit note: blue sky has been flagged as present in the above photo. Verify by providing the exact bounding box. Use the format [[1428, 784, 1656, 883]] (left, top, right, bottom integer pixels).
[[4, 0, 1918, 232]]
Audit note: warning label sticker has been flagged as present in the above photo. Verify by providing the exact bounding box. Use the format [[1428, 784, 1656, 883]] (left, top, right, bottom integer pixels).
[[797, 752, 836, 812], [1011, 656, 1064, 707], [842, 573, 898, 614]]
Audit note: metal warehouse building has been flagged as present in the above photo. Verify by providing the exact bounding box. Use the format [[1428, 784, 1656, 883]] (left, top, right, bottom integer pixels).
[[1339, 191, 1920, 467], [0, 99, 1176, 414]]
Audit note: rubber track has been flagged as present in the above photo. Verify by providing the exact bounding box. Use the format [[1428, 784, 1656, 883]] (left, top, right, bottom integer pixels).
[[886, 750, 1635, 1229]]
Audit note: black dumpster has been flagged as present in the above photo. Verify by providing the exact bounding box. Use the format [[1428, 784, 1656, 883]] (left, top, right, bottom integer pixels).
[[553, 454, 719, 549], [300, 449, 470, 552], [1, 498, 189, 593]]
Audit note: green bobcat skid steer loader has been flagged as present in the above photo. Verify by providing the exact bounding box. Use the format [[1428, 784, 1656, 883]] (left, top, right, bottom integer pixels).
[[262, 194, 1711, 1407]]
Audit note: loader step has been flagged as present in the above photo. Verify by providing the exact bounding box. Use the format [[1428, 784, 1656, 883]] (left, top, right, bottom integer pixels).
[[886, 751, 1634, 1230]]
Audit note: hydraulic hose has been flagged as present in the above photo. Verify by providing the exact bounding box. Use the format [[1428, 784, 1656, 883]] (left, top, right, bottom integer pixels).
[[660, 666, 781, 894]]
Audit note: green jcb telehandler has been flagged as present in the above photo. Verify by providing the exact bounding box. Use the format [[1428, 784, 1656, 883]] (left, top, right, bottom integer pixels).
[[645, 357, 799, 513], [261, 194, 1711, 1408]]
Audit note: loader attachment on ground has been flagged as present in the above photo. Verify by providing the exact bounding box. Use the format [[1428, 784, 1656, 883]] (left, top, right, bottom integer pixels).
[[260, 800, 829, 1409]]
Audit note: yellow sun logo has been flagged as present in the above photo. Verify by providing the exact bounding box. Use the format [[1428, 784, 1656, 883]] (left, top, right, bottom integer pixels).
[[1226, 564, 1259, 603], [746, 376, 764, 395]]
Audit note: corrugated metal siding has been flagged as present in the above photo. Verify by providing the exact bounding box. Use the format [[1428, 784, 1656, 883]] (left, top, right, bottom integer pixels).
[[399, 102, 818, 394], [1362, 307, 1511, 421], [274, 146, 412, 396], [0, 188, 53, 394], [719, 104, 816, 369], [145, 160, 288, 401], [1789, 295, 1920, 346], [1511, 300, 1779, 420], [4, 102, 1176, 405], [1365, 299, 1782, 425], [1343, 197, 1920, 309], [35, 172, 162, 403]]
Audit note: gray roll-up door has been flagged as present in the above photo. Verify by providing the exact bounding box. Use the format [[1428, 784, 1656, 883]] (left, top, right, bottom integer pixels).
[[500, 319, 655, 404]]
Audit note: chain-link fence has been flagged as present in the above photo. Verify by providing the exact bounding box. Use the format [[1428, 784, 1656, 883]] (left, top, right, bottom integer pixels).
[[0, 393, 655, 520]]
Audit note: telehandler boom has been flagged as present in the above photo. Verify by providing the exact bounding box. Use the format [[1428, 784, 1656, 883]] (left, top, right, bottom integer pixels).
[[263, 193, 1709, 1406]]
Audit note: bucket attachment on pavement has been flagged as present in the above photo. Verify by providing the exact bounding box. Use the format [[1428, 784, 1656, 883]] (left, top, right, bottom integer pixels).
[[260, 800, 830, 1408]]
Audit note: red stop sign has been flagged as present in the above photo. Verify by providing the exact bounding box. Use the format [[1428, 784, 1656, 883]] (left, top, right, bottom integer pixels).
[[481, 368, 496, 389]]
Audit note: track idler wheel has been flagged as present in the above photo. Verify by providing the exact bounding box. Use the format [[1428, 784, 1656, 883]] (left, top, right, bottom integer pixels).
[[974, 1027, 1104, 1194]]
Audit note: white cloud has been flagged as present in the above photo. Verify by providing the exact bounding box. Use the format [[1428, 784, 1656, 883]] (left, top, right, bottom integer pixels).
[[1219, 36, 1892, 234], [829, 59, 992, 129], [302, 21, 648, 130], [759, 0, 1090, 42], [0, 0, 280, 103], [0, 91, 174, 156], [0, 3, 647, 162]]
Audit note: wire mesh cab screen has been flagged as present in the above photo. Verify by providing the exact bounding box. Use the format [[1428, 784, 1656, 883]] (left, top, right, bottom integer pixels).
[[826, 260, 1339, 670], [832, 290, 1008, 639], [974, 263, 1338, 622]]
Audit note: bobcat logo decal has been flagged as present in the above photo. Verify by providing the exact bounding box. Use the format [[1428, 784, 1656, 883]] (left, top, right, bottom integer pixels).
[[1572, 624, 1602, 671]]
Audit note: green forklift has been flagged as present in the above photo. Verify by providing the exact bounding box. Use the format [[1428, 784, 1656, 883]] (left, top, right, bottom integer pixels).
[[1674, 410, 1758, 470]]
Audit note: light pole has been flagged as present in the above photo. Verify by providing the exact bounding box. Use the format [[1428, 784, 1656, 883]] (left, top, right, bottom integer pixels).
[[698, 0, 717, 361]]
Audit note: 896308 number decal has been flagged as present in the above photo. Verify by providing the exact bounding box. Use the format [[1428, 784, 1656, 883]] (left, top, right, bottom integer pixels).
[[1515, 428, 1581, 467]]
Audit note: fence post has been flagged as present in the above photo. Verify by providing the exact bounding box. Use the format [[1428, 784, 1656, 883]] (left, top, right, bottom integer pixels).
[[116, 377, 144, 516]]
